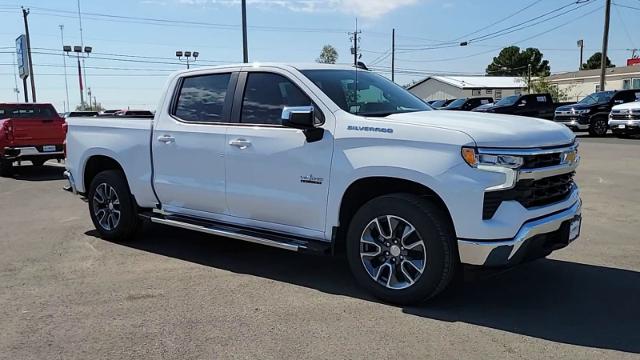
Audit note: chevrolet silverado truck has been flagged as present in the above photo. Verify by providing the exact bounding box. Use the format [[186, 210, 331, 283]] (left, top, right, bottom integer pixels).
[[554, 89, 640, 136], [0, 103, 66, 176], [609, 101, 640, 138], [64, 64, 582, 304]]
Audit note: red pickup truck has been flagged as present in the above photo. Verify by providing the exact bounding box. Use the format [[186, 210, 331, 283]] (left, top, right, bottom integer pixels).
[[0, 103, 66, 176]]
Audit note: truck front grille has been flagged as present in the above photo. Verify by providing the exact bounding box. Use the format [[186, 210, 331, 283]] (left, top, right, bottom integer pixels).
[[483, 173, 575, 220], [521, 153, 562, 169], [610, 114, 640, 120]]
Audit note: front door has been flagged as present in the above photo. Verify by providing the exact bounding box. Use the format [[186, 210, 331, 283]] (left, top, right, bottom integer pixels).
[[152, 71, 237, 216], [224, 70, 333, 237]]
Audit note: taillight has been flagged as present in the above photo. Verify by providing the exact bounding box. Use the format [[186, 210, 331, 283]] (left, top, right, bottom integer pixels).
[[62, 121, 68, 135], [2, 120, 13, 141]]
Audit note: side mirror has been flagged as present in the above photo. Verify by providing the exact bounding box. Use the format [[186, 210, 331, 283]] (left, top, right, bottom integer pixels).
[[282, 106, 315, 129]]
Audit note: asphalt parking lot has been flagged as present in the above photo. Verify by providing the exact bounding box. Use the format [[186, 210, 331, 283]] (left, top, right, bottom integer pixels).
[[1, 135, 638, 359]]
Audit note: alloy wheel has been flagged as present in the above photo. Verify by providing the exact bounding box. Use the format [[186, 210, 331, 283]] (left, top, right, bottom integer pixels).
[[359, 215, 427, 290], [92, 183, 121, 231]]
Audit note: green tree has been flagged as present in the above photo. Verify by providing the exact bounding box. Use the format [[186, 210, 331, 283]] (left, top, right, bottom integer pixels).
[[316, 44, 338, 64], [582, 52, 615, 70], [525, 76, 573, 102], [75, 102, 105, 111], [486, 46, 550, 77]]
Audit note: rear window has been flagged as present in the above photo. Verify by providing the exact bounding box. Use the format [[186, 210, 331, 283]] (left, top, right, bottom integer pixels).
[[0, 105, 58, 119]]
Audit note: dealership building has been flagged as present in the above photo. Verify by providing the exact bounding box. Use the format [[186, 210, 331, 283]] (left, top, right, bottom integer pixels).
[[547, 64, 640, 101], [407, 76, 526, 101]]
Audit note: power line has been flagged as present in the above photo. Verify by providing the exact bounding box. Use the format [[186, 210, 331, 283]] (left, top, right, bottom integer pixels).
[[452, 0, 544, 41]]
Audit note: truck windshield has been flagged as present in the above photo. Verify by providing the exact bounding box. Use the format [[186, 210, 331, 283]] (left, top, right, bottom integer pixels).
[[444, 98, 466, 109], [301, 70, 431, 117], [494, 95, 519, 106], [578, 91, 614, 105]]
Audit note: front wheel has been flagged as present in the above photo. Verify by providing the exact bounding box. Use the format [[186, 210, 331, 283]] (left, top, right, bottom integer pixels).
[[88, 170, 140, 242], [346, 193, 458, 305], [589, 117, 608, 137]]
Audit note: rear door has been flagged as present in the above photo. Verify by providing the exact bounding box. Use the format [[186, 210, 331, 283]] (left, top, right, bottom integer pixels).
[[152, 70, 237, 216], [1, 104, 65, 146]]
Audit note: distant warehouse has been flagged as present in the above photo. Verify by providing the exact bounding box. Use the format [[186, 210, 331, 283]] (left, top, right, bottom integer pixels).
[[407, 76, 526, 101], [547, 64, 640, 102]]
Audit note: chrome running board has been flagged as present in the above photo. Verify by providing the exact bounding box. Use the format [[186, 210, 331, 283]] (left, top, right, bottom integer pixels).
[[143, 212, 331, 254]]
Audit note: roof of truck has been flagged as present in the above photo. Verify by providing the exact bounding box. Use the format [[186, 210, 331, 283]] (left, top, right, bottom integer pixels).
[[174, 62, 361, 76]]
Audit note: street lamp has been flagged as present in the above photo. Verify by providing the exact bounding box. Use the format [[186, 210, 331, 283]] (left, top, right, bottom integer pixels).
[[64, 45, 92, 110], [176, 50, 199, 69]]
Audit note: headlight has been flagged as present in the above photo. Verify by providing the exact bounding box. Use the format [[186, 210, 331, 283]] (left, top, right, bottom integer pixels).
[[461, 147, 523, 169], [573, 109, 589, 115]]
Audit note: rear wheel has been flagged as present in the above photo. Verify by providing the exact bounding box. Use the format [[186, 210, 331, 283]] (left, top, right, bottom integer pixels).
[[88, 170, 140, 242], [589, 117, 608, 137], [0, 159, 13, 177], [345, 193, 458, 305]]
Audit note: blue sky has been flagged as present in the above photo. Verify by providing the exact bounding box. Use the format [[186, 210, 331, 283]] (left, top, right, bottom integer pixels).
[[1, 0, 638, 111]]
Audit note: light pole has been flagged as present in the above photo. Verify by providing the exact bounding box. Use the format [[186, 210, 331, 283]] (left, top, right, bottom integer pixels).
[[59, 25, 70, 112], [64, 45, 92, 110], [176, 51, 199, 69]]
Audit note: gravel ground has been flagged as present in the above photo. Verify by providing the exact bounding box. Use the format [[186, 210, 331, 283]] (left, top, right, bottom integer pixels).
[[1, 135, 638, 359]]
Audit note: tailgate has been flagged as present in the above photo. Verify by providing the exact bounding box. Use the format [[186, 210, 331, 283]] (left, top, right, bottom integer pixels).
[[10, 118, 66, 145]]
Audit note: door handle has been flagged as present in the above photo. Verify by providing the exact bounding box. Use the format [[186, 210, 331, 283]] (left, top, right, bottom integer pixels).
[[229, 138, 251, 150], [157, 135, 175, 144]]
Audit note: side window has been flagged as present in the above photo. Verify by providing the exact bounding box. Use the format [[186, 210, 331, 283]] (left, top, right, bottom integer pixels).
[[174, 73, 231, 123], [241, 72, 313, 125], [612, 92, 630, 104]]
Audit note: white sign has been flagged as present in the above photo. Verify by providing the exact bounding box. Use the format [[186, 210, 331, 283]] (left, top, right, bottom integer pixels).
[[16, 34, 29, 79]]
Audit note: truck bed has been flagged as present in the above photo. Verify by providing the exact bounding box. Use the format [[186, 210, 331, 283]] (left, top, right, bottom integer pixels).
[[64, 116, 158, 208]]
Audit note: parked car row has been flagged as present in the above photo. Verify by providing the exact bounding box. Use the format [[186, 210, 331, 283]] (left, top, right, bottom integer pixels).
[[553, 89, 640, 137], [426, 89, 640, 137]]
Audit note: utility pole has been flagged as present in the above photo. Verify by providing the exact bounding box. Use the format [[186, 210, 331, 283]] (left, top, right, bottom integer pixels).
[[77, 0, 89, 103], [241, 0, 248, 63], [577, 39, 584, 70], [60, 25, 70, 113], [22, 7, 36, 102], [391, 28, 395, 83], [349, 19, 361, 66], [599, 0, 611, 91], [527, 63, 532, 94]]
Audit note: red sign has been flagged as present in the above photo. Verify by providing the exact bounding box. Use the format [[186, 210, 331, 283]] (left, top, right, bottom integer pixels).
[[628, 58, 640, 66]]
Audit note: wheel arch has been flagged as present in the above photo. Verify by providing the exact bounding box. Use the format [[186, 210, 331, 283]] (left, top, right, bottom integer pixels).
[[83, 155, 127, 195], [332, 176, 455, 254]]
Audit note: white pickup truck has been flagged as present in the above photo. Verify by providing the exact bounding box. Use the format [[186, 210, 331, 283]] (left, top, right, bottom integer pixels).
[[65, 63, 582, 304]]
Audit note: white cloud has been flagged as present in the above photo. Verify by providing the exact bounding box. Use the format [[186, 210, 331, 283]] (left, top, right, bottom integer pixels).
[[177, 0, 420, 18]]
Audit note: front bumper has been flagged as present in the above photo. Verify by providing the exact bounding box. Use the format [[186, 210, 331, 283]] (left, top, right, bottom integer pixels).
[[609, 120, 640, 135], [458, 199, 581, 266], [554, 119, 590, 131]]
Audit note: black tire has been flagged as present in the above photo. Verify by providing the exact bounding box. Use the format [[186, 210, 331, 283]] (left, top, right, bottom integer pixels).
[[88, 170, 140, 242], [31, 159, 46, 167], [345, 193, 458, 305], [0, 159, 13, 177], [588, 116, 608, 137]]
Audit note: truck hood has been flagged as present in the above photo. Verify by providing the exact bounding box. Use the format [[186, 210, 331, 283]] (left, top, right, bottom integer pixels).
[[381, 110, 575, 148], [555, 103, 592, 112], [612, 101, 640, 111]]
